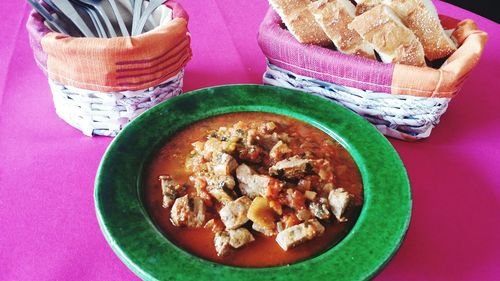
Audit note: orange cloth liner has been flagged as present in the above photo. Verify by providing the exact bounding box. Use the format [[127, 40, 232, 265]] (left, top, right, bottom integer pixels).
[[392, 20, 488, 98], [41, 18, 191, 92]]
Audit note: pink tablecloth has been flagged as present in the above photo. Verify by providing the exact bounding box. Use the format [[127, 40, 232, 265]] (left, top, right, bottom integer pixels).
[[0, 1, 498, 280]]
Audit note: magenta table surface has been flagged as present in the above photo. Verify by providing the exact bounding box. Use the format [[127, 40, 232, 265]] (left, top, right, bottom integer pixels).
[[1, 1, 499, 280]]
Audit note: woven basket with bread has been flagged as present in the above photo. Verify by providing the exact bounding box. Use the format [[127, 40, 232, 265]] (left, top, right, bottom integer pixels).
[[258, 0, 487, 140]]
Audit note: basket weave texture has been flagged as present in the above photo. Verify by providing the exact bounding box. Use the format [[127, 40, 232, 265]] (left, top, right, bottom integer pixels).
[[264, 63, 449, 140], [50, 70, 184, 137]]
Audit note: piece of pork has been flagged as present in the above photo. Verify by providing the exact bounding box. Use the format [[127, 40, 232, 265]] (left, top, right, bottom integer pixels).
[[309, 197, 331, 220], [275, 219, 325, 251], [170, 195, 206, 228], [228, 228, 255, 248], [205, 174, 236, 203], [252, 222, 277, 236], [203, 138, 225, 156], [328, 188, 351, 222], [159, 175, 184, 208], [219, 196, 252, 229], [269, 156, 313, 179], [214, 231, 232, 256], [236, 164, 270, 198], [211, 152, 238, 176]]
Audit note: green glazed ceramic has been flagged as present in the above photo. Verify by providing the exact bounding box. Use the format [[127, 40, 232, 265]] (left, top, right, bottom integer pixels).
[[95, 84, 411, 281]]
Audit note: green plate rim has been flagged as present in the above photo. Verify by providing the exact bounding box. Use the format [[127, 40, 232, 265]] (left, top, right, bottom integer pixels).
[[94, 84, 411, 281]]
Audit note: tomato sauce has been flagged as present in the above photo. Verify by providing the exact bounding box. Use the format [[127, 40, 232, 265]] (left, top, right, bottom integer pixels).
[[143, 112, 363, 267]]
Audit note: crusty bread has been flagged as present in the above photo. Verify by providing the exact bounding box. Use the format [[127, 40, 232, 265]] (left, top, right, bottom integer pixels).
[[383, 0, 457, 60], [269, 0, 332, 46], [349, 5, 426, 66], [353, 0, 381, 15], [451, 19, 477, 46], [309, 0, 376, 60]]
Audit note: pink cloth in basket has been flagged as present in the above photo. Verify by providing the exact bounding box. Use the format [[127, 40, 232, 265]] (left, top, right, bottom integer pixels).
[[258, 8, 395, 94]]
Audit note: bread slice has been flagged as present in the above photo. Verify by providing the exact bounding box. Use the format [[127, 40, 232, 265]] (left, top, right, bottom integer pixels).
[[269, 0, 332, 46], [353, 0, 381, 15], [309, 0, 376, 60], [348, 5, 426, 66], [451, 19, 477, 45], [383, 0, 457, 60]]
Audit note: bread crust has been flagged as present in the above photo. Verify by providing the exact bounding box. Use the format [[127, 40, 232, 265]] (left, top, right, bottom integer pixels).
[[309, 0, 375, 59], [385, 0, 457, 60], [354, 0, 381, 15], [349, 5, 426, 66], [269, 0, 332, 46], [451, 19, 477, 45]]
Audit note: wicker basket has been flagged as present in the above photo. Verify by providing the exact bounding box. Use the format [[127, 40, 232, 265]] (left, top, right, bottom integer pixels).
[[26, 0, 191, 136], [264, 62, 450, 140], [48, 70, 183, 136], [258, 8, 487, 141]]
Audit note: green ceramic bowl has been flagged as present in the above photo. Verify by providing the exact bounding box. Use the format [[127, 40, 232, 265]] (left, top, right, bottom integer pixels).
[[95, 84, 411, 281]]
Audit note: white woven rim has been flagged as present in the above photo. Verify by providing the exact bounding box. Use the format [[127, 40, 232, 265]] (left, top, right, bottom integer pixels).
[[49, 69, 184, 137], [263, 62, 450, 140]]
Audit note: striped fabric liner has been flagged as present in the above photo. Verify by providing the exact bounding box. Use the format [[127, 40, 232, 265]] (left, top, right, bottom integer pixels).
[[27, 0, 191, 92]]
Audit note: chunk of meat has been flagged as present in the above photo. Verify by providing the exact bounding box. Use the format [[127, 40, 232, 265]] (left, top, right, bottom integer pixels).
[[159, 175, 182, 208], [228, 228, 255, 248], [205, 174, 236, 203], [205, 174, 236, 190], [275, 219, 325, 251], [211, 152, 238, 176], [214, 231, 232, 256], [202, 137, 228, 159], [309, 198, 331, 220], [328, 188, 351, 222], [236, 164, 270, 198], [269, 140, 291, 161], [170, 195, 206, 228], [185, 153, 206, 174], [252, 222, 277, 236], [269, 156, 313, 179], [219, 196, 252, 229]]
